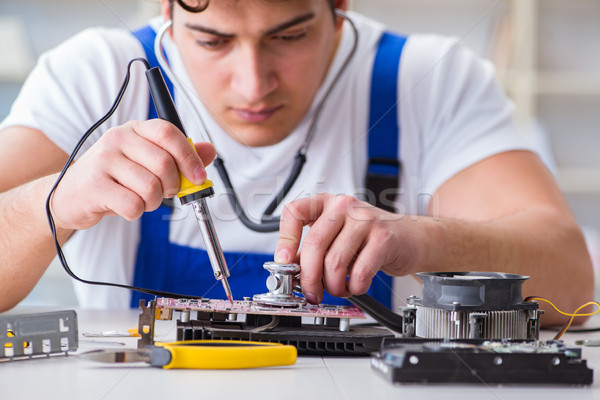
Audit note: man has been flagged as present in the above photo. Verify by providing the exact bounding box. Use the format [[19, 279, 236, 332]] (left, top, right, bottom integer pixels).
[[0, 0, 593, 326]]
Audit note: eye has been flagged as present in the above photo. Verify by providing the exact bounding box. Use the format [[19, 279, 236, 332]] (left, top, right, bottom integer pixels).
[[272, 31, 307, 42], [195, 38, 230, 50]]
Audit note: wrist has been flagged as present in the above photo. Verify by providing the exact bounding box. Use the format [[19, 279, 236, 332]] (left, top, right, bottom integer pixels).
[[381, 214, 442, 276], [411, 215, 445, 273], [35, 174, 75, 242]]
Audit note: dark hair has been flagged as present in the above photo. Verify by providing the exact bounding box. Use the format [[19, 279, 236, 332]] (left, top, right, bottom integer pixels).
[[171, 0, 209, 13], [169, 0, 336, 17]]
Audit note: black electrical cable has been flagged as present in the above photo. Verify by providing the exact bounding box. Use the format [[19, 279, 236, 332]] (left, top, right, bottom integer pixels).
[[348, 294, 406, 333], [45, 57, 201, 300], [563, 327, 600, 333], [540, 326, 600, 334]]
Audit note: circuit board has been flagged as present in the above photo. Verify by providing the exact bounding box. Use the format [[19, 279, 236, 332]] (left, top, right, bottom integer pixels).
[[371, 339, 593, 385], [156, 297, 367, 319], [139, 298, 389, 356]]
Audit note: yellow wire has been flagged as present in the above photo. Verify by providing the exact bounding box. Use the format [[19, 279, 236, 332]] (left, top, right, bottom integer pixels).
[[525, 297, 600, 317], [525, 297, 600, 340]]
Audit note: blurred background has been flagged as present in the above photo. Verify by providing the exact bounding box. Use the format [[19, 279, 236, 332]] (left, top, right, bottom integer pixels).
[[1, 0, 599, 307]]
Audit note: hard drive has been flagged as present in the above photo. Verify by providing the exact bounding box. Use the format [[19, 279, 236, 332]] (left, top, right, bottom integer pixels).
[[371, 338, 593, 385]]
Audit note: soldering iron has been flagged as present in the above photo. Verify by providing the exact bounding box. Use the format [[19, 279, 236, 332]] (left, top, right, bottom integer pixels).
[[145, 66, 234, 304]]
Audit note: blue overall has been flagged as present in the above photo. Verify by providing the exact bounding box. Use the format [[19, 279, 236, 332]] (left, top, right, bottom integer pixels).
[[130, 26, 406, 309]]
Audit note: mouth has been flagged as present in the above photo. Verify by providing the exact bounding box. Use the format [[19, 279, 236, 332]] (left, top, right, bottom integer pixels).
[[232, 105, 282, 123]]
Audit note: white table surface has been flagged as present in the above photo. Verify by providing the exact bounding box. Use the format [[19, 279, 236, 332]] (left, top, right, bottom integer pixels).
[[1, 307, 600, 400]]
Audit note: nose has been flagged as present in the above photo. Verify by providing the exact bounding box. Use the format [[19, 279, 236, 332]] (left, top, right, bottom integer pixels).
[[230, 45, 278, 103]]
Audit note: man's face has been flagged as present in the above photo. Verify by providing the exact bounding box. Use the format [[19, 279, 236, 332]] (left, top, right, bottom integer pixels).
[[165, 0, 343, 147]]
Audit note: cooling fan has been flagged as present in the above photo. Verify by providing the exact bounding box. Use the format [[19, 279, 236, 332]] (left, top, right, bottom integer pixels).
[[404, 271, 541, 340]]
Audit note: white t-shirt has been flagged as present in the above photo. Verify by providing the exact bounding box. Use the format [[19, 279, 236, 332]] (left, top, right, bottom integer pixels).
[[1, 13, 531, 308]]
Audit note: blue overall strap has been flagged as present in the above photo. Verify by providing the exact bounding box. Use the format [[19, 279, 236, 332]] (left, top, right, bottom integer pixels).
[[131, 25, 174, 120], [367, 32, 407, 214], [365, 32, 407, 310]]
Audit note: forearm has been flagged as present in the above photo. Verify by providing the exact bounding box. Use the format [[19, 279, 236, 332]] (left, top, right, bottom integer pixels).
[[410, 206, 594, 326], [0, 175, 73, 311]]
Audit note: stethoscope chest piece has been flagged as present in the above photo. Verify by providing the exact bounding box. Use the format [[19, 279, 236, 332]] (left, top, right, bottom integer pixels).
[[253, 262, 306, 307]]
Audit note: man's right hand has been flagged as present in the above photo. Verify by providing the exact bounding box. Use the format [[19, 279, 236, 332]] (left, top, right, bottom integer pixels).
[[50, 119, 216, 230]]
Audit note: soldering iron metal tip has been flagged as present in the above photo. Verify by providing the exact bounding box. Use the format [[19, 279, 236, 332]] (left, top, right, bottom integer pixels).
[[222, 277, 234, 305]]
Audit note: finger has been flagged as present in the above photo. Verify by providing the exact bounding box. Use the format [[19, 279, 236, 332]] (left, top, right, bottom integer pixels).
[[275, 196, 326, 265], [275, 196, 329, 304], [100, 179, 147, 222], [106, 153, 165, 212], [114, 129, 181, 198], [194, 142, 216, 167], [347, 237, 388, 295], [322, 221, 370, 298], [300, 216, 346, 303], [298, 195, 347, 304], [132, 120, 207, 185]]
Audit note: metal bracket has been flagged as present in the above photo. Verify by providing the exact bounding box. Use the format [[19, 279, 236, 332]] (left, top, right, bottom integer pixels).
[[527, 309, 543, 340], [401, 307, 416, 337], [0, 310, 78, 361], [137, 299, 156, 349]]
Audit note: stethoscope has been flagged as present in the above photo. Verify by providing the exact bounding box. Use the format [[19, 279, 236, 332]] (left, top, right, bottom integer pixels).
[[155, 10, 359, 233]]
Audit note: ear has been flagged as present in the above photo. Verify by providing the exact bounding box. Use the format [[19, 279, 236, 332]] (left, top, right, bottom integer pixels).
[[160, 0, 175, 38], [333, 0, 349, 32], [160, 0, 171, 21], [334, 0, 349, 12]]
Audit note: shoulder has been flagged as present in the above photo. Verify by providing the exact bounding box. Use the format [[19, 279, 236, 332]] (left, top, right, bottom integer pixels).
[[38, 26, 145, 76], [402, 33, 493, 79], [346, 14, 490, 89], [345, 11, 488, 72], [344, 11, 386, 59], [2, 25, 152, 154], [32, 26, 148, 103]]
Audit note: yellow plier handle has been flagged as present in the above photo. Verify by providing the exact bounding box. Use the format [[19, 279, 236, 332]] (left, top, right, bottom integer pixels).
[[152, 340, 297, 369]]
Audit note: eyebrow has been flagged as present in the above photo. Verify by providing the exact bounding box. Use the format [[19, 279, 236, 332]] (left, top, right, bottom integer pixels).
[[184, 12, 316, 38], [265, 12, 316, 35]]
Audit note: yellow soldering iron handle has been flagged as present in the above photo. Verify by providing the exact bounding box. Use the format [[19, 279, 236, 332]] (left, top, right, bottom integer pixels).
[[157, 340, 298, 369], [145, 67, 212, 198], [177, 138, 214, 198]]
